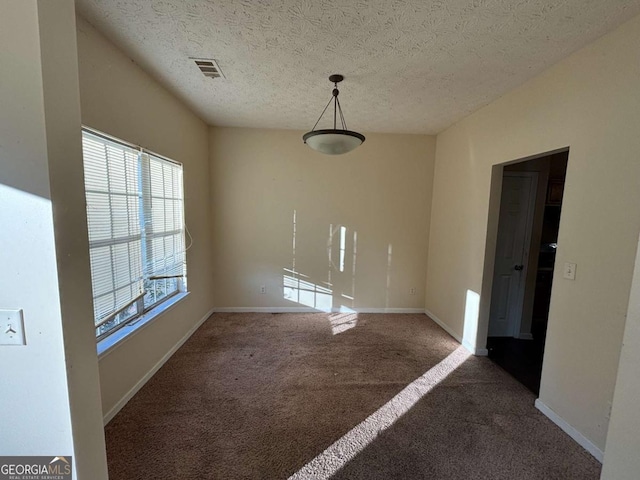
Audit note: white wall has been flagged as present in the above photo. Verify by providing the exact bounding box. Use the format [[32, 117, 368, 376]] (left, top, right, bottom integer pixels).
[[0, 1, 108, 478], [426, 13, 640, 453], [0, 0, 73, 458], [209, 127, 435, 312], [75, 16, 214, 420], [601, 233, 640, 479]]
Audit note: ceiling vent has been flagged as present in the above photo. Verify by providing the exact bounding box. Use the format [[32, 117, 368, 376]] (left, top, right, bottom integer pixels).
[[191, 58, 225, 79]]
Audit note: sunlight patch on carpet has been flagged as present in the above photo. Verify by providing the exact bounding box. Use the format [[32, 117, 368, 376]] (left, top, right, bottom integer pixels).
[[288, 346, 471, 479], [328, 311, 358, 335]]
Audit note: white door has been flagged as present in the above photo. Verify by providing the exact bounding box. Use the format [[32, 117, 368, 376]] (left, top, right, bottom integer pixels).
[[488, 172, 537, 337]]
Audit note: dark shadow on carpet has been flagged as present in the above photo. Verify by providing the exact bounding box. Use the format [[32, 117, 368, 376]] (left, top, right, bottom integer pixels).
[[328, 357, 600, 480]]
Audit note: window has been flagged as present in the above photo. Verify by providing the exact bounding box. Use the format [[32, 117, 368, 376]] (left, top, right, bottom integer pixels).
[[81, 129, 187, 339]]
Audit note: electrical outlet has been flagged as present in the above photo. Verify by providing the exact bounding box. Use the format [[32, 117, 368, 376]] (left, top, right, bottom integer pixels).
[[0, 309, 26, 346], [409, 287, 416, 295], [260, 285, 267, 294], [563, 262, 577, 280]]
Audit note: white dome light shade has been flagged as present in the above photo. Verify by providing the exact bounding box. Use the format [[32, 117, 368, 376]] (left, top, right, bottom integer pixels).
[[303, 129, 365, 155]]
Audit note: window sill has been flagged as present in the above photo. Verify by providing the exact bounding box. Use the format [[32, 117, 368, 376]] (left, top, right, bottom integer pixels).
[[97, 291, 190, 358]]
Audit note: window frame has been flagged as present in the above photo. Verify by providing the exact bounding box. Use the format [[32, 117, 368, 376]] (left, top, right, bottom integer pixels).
[[81, 127, 188, 343]]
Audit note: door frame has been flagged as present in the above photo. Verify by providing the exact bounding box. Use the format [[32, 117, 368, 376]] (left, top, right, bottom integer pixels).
[[487, 171, 538, 338], [475, 147, 570, 353]]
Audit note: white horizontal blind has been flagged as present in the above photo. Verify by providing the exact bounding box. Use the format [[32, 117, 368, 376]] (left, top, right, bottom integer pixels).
[[82, 131, 144, 325], [141, 152, 186, 307]]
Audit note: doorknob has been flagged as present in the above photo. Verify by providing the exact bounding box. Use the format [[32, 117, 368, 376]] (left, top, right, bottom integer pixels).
[[514, 265, 524, 271]]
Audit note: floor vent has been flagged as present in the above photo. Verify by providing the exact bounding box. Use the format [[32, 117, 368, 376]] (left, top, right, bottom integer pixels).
[[191, 58, 225, 79]]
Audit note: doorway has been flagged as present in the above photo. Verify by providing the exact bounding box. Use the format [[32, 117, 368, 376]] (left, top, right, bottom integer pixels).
[[486, 151, 568, 394]]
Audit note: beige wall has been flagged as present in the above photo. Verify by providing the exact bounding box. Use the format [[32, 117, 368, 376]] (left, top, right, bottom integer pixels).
[[39, 3, 109, 476], [210, 127, 435, 312], [426, 13, 640, 452], [0, 2, 108, 477], [76, 16, 214, 419]]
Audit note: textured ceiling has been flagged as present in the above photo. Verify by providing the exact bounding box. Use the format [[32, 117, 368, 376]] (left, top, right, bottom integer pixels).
[[76, 0, 640, 134]]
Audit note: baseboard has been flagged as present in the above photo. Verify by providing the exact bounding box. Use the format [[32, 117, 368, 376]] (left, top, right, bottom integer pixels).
[[425, 308, 463, 342], [462, 339, 488, 356], [534, 399, 604, 463], [424, 309, 488, 356], [470, 344, 489, 356], [103, 306, 215, 425], [212, 307, 425, 314]]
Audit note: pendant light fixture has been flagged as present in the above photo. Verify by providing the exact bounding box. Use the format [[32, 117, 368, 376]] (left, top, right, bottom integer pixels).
[[303, 74, 365, 155]]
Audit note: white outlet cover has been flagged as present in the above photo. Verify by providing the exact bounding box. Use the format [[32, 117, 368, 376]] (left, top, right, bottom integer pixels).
[[563, 262, 577, 280], [1, 309, 26, 346]]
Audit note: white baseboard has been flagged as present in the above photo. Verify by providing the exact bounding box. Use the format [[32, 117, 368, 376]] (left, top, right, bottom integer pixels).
[[534, 399, 604, 463], [424, 309, 488, 356], [103, 306, 215, 425], [467, 343, 489, 356], [212, 307, 425, 314], [425, 308, 463, 342]]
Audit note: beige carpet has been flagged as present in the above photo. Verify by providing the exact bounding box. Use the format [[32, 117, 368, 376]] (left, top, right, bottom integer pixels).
[[104, 312, 601, 479]]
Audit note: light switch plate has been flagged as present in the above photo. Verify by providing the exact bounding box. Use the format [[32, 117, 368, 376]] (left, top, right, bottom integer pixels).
[[563, 262, 577, 280], [0, 309, 26, 345]]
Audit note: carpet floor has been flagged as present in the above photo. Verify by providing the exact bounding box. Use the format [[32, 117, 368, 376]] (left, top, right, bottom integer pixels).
[[104, 313, 601, 479]]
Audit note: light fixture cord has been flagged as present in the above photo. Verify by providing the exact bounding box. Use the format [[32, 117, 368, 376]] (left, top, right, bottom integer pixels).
[[334, 84, 338, 129], [310, 81, 348, 132], [336, 96, 347, 130], [311, 96, 334, 132]]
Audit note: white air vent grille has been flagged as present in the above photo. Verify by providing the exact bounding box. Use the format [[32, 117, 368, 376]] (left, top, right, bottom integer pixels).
[[191, 58, 225, 79]]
